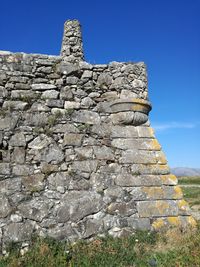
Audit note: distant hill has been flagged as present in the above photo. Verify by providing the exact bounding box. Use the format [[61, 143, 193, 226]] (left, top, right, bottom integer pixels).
[[171, 167, 200, 177]]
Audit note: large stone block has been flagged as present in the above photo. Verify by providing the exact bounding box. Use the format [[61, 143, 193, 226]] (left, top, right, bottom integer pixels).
[[57, 191, 104, 222], [72, 110, 100, 125], [0, 194, 12, 218], [115, 173, 163, 187], [3, 221, 34, 243], [18, 198, 53, 222], [137, 200, 178, 217], [0, 163, 11, 175], [63, 133, 83, 146]]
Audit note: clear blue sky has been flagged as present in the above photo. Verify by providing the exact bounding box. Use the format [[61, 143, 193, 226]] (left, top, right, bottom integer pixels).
[[0, 0, 199, 168]]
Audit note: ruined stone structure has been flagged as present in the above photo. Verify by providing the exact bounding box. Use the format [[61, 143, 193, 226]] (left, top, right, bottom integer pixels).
[[0, 20, 196, 248]]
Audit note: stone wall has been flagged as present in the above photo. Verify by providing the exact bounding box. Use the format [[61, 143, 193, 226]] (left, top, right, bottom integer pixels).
[[0, 20, 195, 249]]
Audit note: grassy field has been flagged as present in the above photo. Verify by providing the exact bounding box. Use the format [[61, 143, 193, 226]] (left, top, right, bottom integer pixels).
[[1, 176, 200, 267], [179, 176, 200, 206], [0, 227, 200, 267]]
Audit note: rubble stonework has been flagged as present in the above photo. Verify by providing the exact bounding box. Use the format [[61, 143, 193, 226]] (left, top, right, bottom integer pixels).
[[0, 20, 196, 248]]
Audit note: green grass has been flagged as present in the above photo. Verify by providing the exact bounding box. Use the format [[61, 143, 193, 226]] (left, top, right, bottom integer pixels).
[[181, 186, 200, 206], [178, 176, 200, 206], [0, 226, 200, 267], [178, 176, 200, 185]]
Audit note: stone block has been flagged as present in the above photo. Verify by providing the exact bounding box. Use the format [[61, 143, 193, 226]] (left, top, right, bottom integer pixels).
[[31, 83, 57, 90], [41, 90, 59, 99], [0, 116, 18, 131], [18, 198, 53, 222], [57, 191, 103, 222], [63, 133, 83, 146], [12, 165, 33, 176], [119, 150, 157, 164], [3, 222, 34, 243], [0, 194, 12, 218], [115, 173, 162, 187], [12, 147, 25, 164], [64, 101, 80, 109], [22, 173, 45, 192], [94, 146, 114, 160], [160, 174, 178, 185], [137, 127, 155, 138], [111, 125, 138, 138], [41, 144, 64, 164], [71, 160, 98, 173], [107, 200, 136, 216], [0, 163, 11, 175], [131, 164, 170, 175], [9, 132, 26, 147], [3, 100, 28, 111], [72, 110, 100, 124], [137, 200, 178, 217]]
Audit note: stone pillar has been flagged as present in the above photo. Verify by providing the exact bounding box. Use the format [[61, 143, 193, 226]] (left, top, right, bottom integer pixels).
[[60, 20, 84, 63]]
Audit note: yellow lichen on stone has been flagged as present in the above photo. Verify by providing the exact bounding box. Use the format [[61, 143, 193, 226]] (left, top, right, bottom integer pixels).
[[178, 199, 189, 211], [187, 216, 197, 228], [156, 152, 167, 164], [167, 216, 181, 226], [173, 186, 183, 199], [155, 201, 170, 214], [142, 187, 164, 199], [152, 218, 165, 230], [161, 174, 178, 185], [148, 127, 155, 137], [150, 139, 161, 150]]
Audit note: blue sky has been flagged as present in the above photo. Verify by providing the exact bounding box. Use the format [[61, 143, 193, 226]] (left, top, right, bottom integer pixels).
[[0, 0, 199, 167]]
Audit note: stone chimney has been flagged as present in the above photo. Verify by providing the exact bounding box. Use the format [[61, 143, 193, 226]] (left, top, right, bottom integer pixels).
[[60, 19, 84, 63]]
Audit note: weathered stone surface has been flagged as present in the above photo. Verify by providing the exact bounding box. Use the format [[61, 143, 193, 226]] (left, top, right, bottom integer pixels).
[[41, 90, 59, 99], [0, 116, 18, 130], [12, 147, 25, 163], [0, 194, 12, 218], [115, 173, 162, 187], [12, 165, 34, 176], [0, 163, 11, 175], [119, 150, 157, 164], [22, 173, 45, 192], [94, 146, 114, 160], [9, 132, 26, 147], [137, 126, 155, 138], [3, 100, 28, 111], [64, 101, 80, 109], [71, 160, 98, 173], [107, 200, 136, 216], [72, 110, 100, 124], [63, 133, 83, 146], [3, 222, 34, 242], [18, 198, 53, 222], [110, 112, 134, 125], [28, 135, 52, 149], [31, 83, 57, 90], [111, 125, 138, 138], [127, 217, 151, 230], [24, 112, 48, 126], [52, 123, 79, 133], [137, 200, 178, 217], [57, 191, 103, 222], [41, 144, 64, 164], [131, 164, 170, 175], [47, 172, 70, 192], [75, 147, 93, 159], [130, 186, 183, 200]]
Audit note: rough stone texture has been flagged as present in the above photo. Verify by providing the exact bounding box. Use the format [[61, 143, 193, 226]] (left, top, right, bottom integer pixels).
[[0, 19, 195, 249]]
